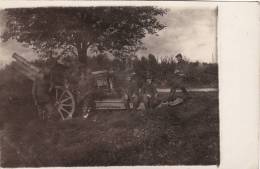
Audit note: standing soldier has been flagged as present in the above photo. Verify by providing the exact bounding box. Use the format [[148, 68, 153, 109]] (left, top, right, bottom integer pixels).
[[33, 56, 71, 120], [168, 53, 190, 101], [32, 66, 57, 120], [49, 56, 70, 90], [123, 73, 141, 110], [78, 68, 97, 118], [141, 74, 159, 111]]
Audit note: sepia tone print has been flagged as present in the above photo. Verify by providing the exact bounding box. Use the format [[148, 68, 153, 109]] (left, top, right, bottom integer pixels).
[[0, 6, 219, 167]]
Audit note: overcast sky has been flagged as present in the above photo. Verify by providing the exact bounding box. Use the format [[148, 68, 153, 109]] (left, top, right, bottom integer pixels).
[[0, 6, 217, 66], [138, 6, 217, 63]]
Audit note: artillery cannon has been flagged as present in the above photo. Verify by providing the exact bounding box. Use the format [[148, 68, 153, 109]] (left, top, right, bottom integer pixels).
[[11, 53, 143, 120], [12, 53, 76, 120]]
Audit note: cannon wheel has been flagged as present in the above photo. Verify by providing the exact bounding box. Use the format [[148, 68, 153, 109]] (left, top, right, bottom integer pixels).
[[54, 86, 76, 120]]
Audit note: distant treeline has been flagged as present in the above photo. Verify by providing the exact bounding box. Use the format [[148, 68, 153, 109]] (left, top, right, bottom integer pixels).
[[0, 53, 218, 90], [86, 53, 219, 88]]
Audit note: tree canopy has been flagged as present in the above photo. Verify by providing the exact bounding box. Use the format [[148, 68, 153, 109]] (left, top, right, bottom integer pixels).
[[1, 7, 167, 64]]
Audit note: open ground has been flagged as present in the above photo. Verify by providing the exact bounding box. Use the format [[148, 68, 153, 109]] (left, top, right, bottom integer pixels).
[[1, 92, 219, 167]]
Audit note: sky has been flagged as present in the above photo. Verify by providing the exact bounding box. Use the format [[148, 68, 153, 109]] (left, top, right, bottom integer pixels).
[[0, 6, 217, 67], [138, 6, 217, 63]]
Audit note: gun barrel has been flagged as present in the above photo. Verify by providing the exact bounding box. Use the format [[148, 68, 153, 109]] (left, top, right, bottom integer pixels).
[[13, 61, 39, 81], [12, 53, 42, 80], [12, 53, 40, 73]]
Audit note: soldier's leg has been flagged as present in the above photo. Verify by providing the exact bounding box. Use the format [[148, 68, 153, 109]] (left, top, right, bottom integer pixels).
[[86, 93, 97, 115], [175, 77, 189, 99], [142, 94, 151, 111], [178, 77, 189, 99], [123, 93, 130, 110], [168, 87, 176, 101], [37, 106, 47, 120], [36, 99, 52, 120], [132, 94, 140, 110], [169, 77, 185, 101], [151, 94, 160, 109]]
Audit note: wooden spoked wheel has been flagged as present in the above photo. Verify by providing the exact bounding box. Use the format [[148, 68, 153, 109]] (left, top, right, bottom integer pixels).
[[54, 86, 76, 120]]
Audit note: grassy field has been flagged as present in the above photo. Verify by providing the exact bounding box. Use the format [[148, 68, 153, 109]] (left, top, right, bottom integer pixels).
[[0, 92, 219, 167]]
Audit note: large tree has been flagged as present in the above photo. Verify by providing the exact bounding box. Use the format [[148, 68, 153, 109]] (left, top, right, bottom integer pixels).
[[1, 7, 167, 64]]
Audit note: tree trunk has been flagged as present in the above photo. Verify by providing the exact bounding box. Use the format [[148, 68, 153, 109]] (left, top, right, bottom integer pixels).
[[78, 48, 87, 64], [77, 42, 88, 64]]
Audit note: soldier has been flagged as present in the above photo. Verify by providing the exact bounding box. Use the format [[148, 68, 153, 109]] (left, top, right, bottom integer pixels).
[[123, 73, 141, 110], [49, 56, 70, 90], [32, 66, 57, 120], [168, 53, 190, 101], [141, 75, 159, 111], [33, 56, 71, 120], [77, 68, 97, 118]]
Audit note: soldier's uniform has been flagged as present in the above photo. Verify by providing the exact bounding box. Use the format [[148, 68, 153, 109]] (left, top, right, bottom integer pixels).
[[32, 68, 56, 120], [32, 74, 50, 105], [33, 57, 70, 120], [141, 77, 159, 110], [77, 69, 97, 116], [123, 74, 140, 110], [168, 54, 189, 101], [49, 62, 69, 87]]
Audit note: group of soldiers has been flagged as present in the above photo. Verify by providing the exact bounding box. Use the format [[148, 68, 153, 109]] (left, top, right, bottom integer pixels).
[[123, 53, 190, 111], [32, 53, 190, 120]]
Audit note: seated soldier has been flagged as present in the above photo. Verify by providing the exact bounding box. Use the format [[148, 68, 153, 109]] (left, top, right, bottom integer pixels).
[[123, 73, 141, 110], [141, 75, 159, 111]]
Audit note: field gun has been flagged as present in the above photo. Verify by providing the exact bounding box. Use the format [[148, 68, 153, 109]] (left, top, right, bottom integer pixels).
[[12, 53, 76, 120]]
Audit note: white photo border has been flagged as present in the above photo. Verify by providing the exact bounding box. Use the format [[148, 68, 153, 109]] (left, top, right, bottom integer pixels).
[[0, 1, 259, 169]]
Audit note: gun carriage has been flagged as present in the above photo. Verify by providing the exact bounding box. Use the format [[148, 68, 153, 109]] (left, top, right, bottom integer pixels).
[[12, 53, 137, 120]]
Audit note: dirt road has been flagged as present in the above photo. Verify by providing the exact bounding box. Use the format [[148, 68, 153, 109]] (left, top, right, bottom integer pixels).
[[157, 88, 218, 93]]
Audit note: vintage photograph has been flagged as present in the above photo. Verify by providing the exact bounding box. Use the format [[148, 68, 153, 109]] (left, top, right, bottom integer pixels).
[[0, 5, 219, 167]]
